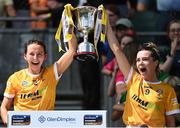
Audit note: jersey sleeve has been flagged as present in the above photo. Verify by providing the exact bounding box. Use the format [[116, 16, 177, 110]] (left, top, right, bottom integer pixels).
[[165, 87, 180, 115], [4, 74, 17, 98], [54, 62, 61, 81]]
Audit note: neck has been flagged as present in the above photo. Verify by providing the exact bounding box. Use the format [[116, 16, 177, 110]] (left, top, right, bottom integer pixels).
[[144, 78, 159, 82], [144, 74, 159, 82], [27, 67, 43, 76]]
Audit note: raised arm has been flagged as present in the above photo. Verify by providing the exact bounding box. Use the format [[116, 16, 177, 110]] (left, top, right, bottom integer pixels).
[[56, 33, 77, 76], [159, 38, 178, 72], [0, 97, 13, 125], [106, 21, 131, 79]]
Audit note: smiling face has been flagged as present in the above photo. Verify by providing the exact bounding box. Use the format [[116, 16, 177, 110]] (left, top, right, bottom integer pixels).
[[24, 43, 47, 74], [136, 50, 159, 81], [168, 21, 180, 39], [168, 21, 180, 45]]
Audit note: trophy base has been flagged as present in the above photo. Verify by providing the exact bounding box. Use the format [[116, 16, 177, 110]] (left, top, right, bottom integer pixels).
[[74, 52, 97, 61]]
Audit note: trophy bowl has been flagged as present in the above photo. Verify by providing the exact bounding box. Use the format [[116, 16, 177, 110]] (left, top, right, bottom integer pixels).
[[73, 6, 97, 61]]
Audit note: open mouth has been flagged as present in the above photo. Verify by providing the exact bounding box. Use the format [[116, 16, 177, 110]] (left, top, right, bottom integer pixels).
[[31, 62, 40, 65], [139, 67, 147, 74]]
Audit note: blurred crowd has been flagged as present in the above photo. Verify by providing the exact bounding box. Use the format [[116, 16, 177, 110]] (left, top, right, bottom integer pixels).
[[0, 0, 180, 126]]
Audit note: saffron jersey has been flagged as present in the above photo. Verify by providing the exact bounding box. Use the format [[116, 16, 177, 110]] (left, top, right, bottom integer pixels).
[[4, 63, 60, 110], [123, 67, 180, 127]]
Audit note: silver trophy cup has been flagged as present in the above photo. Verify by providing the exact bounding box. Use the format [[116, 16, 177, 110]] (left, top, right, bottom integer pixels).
[[73, 6, 97, 61]]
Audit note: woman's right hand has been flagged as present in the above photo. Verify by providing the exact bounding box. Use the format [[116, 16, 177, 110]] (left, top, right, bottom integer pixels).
[[170, 37, 178, 56]]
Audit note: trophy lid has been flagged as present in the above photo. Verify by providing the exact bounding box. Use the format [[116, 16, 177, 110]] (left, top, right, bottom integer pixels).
[[75, 6, 97, 11]]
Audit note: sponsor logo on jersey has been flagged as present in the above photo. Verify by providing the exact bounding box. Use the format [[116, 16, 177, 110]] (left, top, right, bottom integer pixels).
[[132, 94, 160, 110], [20, 86, 47, 100], [132, 94, 149, 108], [22, 81, 29, 86], [156, 89, 163, 95]]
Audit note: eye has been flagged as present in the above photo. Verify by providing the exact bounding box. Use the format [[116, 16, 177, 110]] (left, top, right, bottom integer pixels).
[[29, 53, 34, 56], [142, 57, 149, 61], [142, 58, 147, 61], [37, 53, 43, 57], [136, 58, 140, 62]]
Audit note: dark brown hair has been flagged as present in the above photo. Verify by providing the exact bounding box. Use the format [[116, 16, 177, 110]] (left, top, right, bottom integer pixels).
[[139, 42, 160, 76], [139, 42, 160, 61], [24, 40, 47, 54]]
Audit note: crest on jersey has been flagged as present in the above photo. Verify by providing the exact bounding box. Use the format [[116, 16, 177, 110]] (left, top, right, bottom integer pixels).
[[156, 89, 163, 95], [22, 81, 29, 86]]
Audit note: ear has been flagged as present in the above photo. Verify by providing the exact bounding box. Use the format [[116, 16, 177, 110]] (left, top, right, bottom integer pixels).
[[24, 53, 27, 61], [44, 53, 48, 61], [155, 60, 159, 69]]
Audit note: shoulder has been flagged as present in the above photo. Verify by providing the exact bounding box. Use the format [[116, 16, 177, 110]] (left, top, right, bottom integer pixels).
[[43, 63, 60, 81], [9, 69, 26, 79], [126, 68, 142, 85], [7, 69, 26, 86], [159, 81, 176, 92], [43, 64, 56, 75]]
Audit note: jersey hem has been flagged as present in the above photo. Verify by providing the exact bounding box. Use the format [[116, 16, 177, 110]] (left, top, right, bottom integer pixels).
[[4, 93, 14, 98], [166, 109, 180, 115]]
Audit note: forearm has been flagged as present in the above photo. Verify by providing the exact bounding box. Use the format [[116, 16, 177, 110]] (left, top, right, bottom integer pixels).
[[60, 37, 77, 71], [106, 22, 124, 66], [106, 22, 121, 55], [68, 34, 77, 53], [159, 56, 174, 72], [0, 97, 13, 125], [106, 22, 131, 79], [56, 49, 75, 76], [56, 34, 77, 75], [1, 107, 8, 124]]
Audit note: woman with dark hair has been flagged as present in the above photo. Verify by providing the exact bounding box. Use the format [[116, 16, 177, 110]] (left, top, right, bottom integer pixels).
[[159, 20, 180, 78], [107, 18, 180, 127], [0, 34, 77, 125]]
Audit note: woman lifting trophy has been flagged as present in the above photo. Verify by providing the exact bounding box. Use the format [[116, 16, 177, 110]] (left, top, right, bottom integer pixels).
[[55, 4, 107, 61]]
